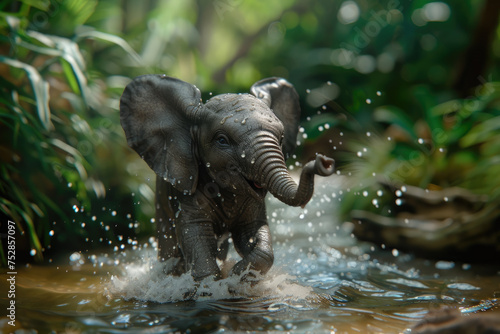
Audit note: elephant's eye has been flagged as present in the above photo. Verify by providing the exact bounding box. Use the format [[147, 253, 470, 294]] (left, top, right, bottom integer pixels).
[[215, 134, 230, 147]]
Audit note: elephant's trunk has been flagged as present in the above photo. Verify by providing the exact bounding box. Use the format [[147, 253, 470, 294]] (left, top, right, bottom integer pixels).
[[248, 133, 335, 207]]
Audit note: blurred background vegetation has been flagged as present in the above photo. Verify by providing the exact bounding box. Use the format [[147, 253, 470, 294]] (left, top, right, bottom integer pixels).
[[1, 0, 499, 264]]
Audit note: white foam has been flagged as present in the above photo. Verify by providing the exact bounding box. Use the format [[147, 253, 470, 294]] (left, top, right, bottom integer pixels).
[[105, 252, 312, 303]]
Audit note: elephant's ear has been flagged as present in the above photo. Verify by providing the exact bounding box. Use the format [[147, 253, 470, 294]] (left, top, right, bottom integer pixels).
[[120, 74, 202, 194], [250, 77, 301, 159]]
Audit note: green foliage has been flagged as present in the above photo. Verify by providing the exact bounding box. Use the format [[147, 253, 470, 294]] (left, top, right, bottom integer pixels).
[[1, 0, 499, 263], [341, 82, 500, 218], [0, 1, 153, 264]]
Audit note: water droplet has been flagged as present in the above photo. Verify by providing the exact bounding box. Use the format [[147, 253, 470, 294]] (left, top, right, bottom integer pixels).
[[206, 162, 211, 168], [111, 211, 117, 216], [81, 222, 86, 228], [418, 138, 424, 144], [69, 252, 81, 262], [357, 151, 363, 157], [366, 98, 372, 104], [435, 260, 455, 270], [395, 198, 403, 206], [376, 91, 382, 96], [395, 190, 403, 197], [392, 249, 399, 257], [72, 205, 79, 213], [371, 198, 379, 207], [49, 230, 55, 236], [377, 190, 383, 196], [306, 89, 311, 94], [220, 114, 234, 125], [241, 151, 246, 158], [362, 191, 369, 197], [67, 182, 72, 188]]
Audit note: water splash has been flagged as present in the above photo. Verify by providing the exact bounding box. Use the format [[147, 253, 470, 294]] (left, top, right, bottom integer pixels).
[[106, 252, 312, 304]]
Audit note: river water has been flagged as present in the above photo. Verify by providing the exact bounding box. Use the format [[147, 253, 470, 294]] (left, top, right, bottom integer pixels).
[[1, 176, 499, 333]]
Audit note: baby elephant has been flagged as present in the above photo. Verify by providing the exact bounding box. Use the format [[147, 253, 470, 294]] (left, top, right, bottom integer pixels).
[[120, 75, 334, 281]]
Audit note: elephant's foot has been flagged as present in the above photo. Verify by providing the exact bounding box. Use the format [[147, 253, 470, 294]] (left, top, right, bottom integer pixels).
[[160, 257, 186, 276]]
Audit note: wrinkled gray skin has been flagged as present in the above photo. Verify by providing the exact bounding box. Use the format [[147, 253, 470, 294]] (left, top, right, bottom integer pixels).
[[120, 75, 335, 281]]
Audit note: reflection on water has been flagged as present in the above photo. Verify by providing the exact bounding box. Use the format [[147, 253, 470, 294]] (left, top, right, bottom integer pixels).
[[1, 177, 499, 333]]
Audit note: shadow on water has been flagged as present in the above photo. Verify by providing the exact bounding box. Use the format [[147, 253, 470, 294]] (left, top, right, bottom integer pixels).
[[1, 177, 499, 333]]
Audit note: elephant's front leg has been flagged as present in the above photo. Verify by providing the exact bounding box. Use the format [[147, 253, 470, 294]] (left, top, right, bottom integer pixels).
[[178, 220, 221, 281], [231, 218, 274, 278]]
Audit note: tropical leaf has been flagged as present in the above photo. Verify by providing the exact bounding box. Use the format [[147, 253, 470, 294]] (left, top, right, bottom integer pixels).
[[460, 115, 500, 147], [0, 56, 52, 130], [63, 0, 98, 27], [373, 106, 418, 140], [76, 30, 143, 65], [61, 58, 81, 95], [19, 209, 43, 262], [25, 31, 89, 103]]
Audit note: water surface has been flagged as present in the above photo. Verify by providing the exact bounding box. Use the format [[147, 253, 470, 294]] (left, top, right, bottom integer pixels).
[[1, 177, 499, 333]]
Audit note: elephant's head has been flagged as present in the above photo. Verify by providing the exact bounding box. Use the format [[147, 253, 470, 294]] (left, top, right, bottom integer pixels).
[[120, 75, 334, 207]]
